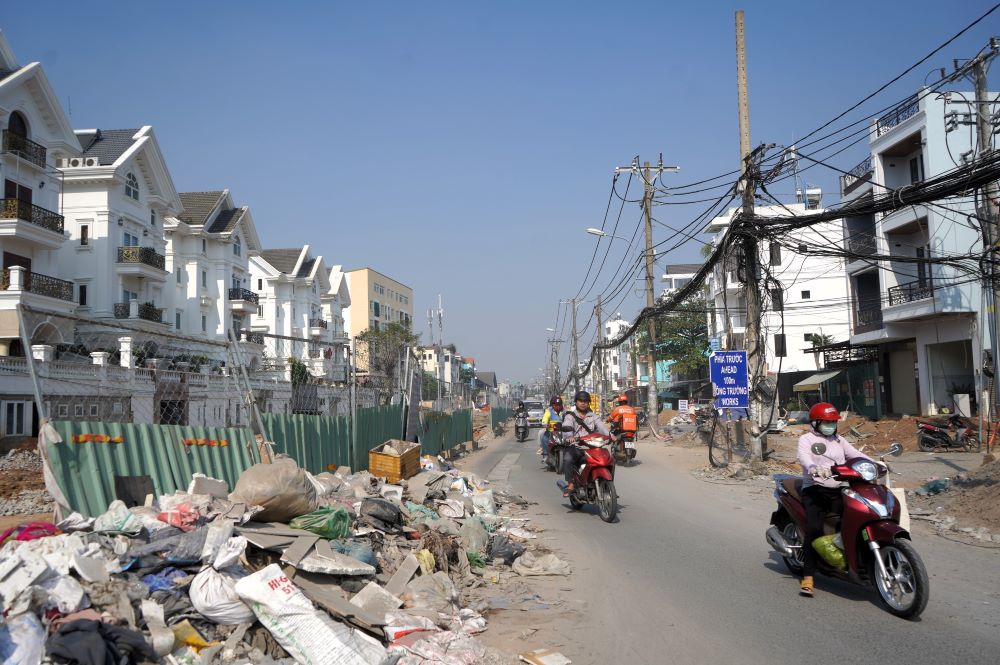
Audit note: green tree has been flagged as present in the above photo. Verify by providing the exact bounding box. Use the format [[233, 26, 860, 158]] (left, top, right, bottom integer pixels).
[[421, 370, 440, 401], [356, 322, 420, 404], [288, 356, 310, 387], [460, 366, 476, 383], [650, 299, 710, 377]]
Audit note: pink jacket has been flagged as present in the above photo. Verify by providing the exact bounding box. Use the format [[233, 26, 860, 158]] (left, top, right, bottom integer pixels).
[[797, 430, 870, 489]]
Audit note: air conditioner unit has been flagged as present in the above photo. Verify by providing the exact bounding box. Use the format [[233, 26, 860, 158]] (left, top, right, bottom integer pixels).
[[58, 156, 98, 168]]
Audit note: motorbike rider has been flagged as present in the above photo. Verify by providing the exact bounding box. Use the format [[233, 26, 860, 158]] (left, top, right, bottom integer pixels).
[[796, 402, 872, 598], [607, 393, 638, 438], [515, 401, 527, 416], [539, 396, 564, 463], [560, 390, 610, 497]]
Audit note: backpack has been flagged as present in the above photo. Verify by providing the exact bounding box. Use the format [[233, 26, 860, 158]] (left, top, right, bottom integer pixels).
[[620, 409, 638, 433]]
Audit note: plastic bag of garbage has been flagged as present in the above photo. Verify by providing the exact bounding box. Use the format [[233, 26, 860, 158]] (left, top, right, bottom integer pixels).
[[915, 478, 951, 496], [229, 456, 318, 522], [512, 551, 572, 576], [471, 490, 496, 516], [189, 567, 254, 625], [360, 497, 403, 532], [812, 534, 846, 569], [0, 612, 45, 665], [289, 506, 350, 539], [458, 516, 489, 553], [234, 564, 386, 664], [331, 539, 377, 567], [93, 500, 142, 536], [402, 571, 460, 615], [487, 534, 525, 566], [382, 610, 438, 642]]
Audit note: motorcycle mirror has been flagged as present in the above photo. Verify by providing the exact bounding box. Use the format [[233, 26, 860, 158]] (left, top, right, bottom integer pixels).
[[810, 442, 827, 456], [889, 442, 903, 457]]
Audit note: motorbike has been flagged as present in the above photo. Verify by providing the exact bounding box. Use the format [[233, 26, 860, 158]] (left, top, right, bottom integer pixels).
[[515, 412, 529, 442], [916, 414, 980, 452], [557, 430, 618, 522], [765, 441, 929, 619], [543, 427, 565, 473], [610, 426, 637, 466]]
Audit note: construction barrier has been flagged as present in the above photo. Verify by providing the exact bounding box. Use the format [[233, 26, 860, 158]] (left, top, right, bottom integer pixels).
[[418, 409, 473, 456]]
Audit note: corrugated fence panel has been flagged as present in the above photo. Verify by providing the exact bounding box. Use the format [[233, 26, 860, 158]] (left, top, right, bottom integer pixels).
[[418, 409, 472, 455], [354, 405, 404, 471], [48, 420, 256, 518], [262, 413, 351, 475], [451, 409, 473, 447], [491, 407, 512, 428]]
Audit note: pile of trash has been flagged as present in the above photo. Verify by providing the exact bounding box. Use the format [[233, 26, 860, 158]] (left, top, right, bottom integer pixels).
[[0, 450, 562, 664]]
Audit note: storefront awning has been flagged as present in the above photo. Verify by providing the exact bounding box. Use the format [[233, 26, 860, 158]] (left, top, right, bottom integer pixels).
[[793, 370, 842, 392]]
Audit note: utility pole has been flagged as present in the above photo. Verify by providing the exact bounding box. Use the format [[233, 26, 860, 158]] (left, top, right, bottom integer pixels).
[[436, 295, 444, 406], [569, 299, 580, 395], [736, 9, 765, 461], [613, 157, 679, 418], [595, 295, 605, 416]]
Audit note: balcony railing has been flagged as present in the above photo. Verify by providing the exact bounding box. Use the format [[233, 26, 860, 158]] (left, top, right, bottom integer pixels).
[[117, 246, 166, 270], [240, 329, 265, 344], [888, 280, 933, 306], [228, 287, 259, 304], [113, 301, 163, 323], [854, 306, 883, 334], [2, 130, 47, 169], [846, 231, 877, 257], [876, 96, 919, 137], [309, 318, 328, 330], [840, 155, 873, 195], [1, 269, 74, 301], [0, 198, 64, 234]]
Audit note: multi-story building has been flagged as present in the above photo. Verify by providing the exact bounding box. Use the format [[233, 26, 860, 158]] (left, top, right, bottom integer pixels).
[[838, 91, 983, 417], [250, 246, 348, 381], [343, 268, 413, 336], [57, 126, 182, 328], [164, 190, 262, 341], [661, 263, 699, 298], [0, 33, 81, 438], [703, 202, 851, 403], [418, 344, 461, 387], [594, 317, 633, 392]]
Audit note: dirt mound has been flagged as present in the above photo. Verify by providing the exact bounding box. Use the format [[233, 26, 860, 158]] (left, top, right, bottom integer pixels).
[[912, 455, 1000, 533], [0, 449, 45, 500]]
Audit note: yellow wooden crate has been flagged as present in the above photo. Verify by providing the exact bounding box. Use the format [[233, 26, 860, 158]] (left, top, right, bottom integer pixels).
[[368, 440, 421, 484]]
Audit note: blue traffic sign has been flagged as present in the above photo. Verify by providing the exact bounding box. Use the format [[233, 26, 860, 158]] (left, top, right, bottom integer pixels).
[[709, 351, 749, 409]]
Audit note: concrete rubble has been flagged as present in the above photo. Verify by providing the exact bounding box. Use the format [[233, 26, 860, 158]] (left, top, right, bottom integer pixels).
[[0, 449, 557, 664]]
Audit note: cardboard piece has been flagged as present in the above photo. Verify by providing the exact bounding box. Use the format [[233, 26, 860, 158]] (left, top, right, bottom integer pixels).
[[520, 649, 572, 665]]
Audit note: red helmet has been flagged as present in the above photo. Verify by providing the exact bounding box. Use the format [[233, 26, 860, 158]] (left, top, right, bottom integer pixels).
[[808, 402, 840, 422], [550, 396, 563, 407], [615, 393, 629, 405]]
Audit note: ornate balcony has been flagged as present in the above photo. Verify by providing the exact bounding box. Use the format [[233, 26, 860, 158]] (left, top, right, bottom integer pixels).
[[888, 280, 933, 306], [876, 96, 919, 137], [228, 287, 259, 304], [840, 156, 873, 196], [309, 318, 328, 329], [1, 268, 74, 301], [0, 198, 64, 234], [846, 231, 877, 257], [114, 301, 163, 323], [240, 329, 265, 344], [2, 130, 47, 169], [117, 246, 166, 270], [854, 306, 883, 335]]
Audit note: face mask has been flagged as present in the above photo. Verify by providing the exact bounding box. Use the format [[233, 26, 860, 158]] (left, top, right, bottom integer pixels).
[[818, 422, 837, 436]]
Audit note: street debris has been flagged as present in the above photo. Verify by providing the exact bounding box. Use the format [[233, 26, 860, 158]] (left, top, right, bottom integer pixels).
[[908, 456, 1000, 544], [0, 448, 558, 664]]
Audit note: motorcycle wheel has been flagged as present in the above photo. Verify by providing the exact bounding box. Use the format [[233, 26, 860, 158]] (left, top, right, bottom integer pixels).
[[596, 479, 617, 523], [872, 539, 929, 620], [780, 522, 805, 575], [917, 432, 940, 452], [963, 434, 981, 453]]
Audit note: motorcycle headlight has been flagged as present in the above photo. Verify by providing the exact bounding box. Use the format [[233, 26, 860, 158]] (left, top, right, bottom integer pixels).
[[852, 460, 878, 481]]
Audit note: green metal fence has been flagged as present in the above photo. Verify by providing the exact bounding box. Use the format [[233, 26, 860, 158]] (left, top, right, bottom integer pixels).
[[47, 421, 257, 517], [264, 405, 403, 474], [419, 409, 473, 455], [491, 406, 512, 428]]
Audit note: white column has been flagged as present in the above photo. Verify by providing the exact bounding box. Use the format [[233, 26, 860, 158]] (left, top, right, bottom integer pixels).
[[31, 344, 54, 362], [119, 336, 134, 369]]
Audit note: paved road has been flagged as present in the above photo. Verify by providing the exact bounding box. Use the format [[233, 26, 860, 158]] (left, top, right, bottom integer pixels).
[[466, 430, 1000, 665]]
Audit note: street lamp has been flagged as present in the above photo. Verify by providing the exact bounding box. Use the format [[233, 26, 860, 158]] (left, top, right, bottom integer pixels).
[[586, 228, 629, 241]]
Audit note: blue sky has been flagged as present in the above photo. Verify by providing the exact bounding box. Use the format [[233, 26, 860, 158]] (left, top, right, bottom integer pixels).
[[3, 1, 997, 384]]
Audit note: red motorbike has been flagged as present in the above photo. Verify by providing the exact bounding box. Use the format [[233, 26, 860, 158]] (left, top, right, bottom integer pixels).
[[765, 442, 929, 619], [558, 432, 618, 522], [611, 427, 638, 466]]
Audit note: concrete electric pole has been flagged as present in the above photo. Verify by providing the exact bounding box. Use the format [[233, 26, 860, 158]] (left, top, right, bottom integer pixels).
[[736, 9, 766, 461], [595, 295, 605, 416]]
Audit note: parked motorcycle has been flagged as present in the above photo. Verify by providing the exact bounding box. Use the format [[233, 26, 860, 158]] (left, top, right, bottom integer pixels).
[[765, 441, 928, 619], [610, 426, 637, 466], [916, 414, 980, 452], [557, 431, 618, 522], [515, 412, 529, 442]]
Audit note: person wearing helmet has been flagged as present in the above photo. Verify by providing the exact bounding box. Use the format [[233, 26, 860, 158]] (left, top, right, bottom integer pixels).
[[559, 390, 610, 496], [539, 396, 564, 463], [796, 402, 872, 598], [608, 393, 638, 435], [515, 400, 527, 416]]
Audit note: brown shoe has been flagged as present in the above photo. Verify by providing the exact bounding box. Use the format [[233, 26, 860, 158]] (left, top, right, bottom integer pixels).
[[799, 576, 814, 597]]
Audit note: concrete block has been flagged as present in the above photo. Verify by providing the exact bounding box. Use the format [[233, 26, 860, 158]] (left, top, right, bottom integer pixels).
[[350, 581, 402, 617], [384, 554, 420, 597]]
